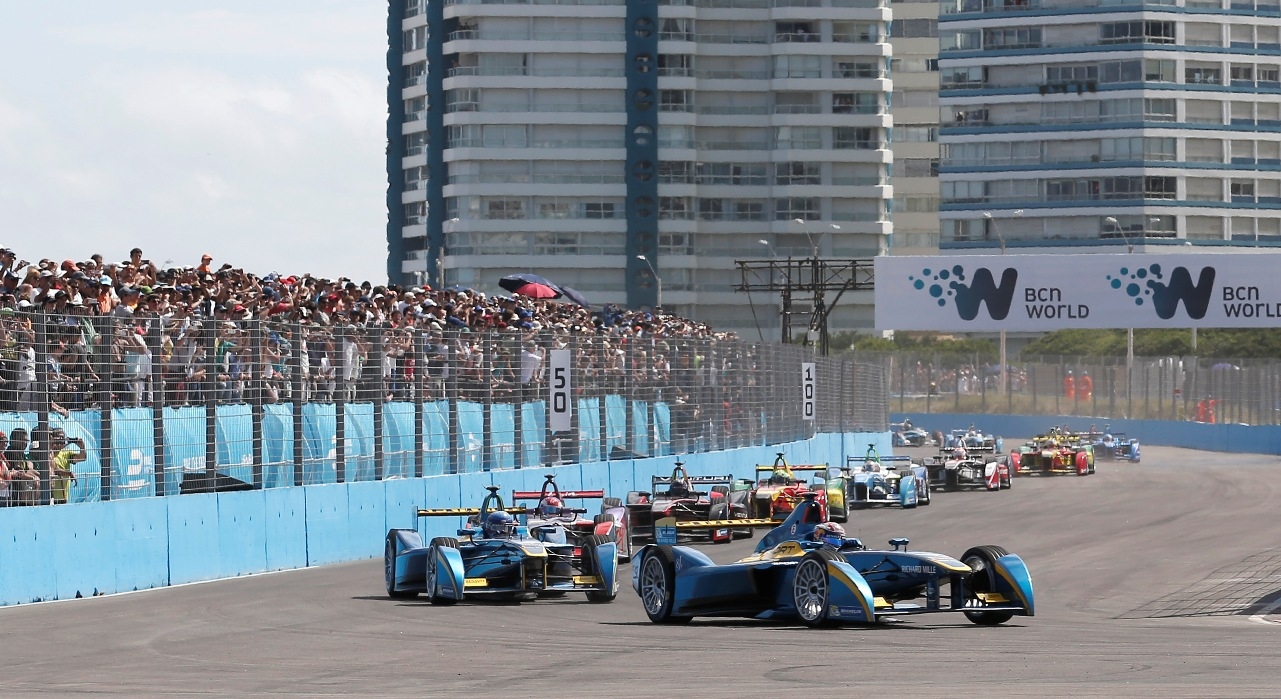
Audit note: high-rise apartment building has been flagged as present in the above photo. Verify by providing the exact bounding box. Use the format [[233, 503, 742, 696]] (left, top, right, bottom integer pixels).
[[938, 0, 1281, 249], [889, 0, 941, 254], [387, 0, 893, 333]]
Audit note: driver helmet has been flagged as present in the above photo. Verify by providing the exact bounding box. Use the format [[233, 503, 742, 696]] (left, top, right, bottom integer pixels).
[[952, 447, 966, 460], [668, 478, 691, 496], [483, 510, 516, 539], [903, 418, 913, 429], [536, 496, 564, 518], [863, 459, 879, 473], [771, 468, 792, 484], [812, 522, 846, 548], [1102, 433, 1114, 444]]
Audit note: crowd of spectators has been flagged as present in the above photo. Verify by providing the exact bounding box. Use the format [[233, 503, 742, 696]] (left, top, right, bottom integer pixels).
[[0, 243, 747, 412]]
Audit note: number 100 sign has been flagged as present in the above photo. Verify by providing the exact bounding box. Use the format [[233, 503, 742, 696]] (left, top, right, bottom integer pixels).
[[802, 362, 815, 422]]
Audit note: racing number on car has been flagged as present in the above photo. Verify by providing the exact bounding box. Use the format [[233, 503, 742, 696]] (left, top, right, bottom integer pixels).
[[550, 349, 572, 432], [802, 362, 816, 421]]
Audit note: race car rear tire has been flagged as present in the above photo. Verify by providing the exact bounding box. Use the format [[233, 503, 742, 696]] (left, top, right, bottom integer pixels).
[[960, 545, 1014, 626], [639, 547, 691, 624], [602, 497, 622, 511], [384, 532, 418, 599], [425, 538, 459, 606], [944, 469, 960, 491], [753, 496, 772, 520], [593, 513, 612, 525], [794, 550, 842, 628], [582, 535, 617, 603]]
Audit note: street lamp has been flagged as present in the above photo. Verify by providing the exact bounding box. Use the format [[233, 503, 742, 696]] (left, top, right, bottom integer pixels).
[[983, 210, 1020, 395], [1105, 216, 1137, 405], [636, 254, 661, 309]]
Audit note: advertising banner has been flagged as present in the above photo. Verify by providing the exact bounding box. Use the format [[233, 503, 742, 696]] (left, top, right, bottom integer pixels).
[[876, 254, 1281, 331]]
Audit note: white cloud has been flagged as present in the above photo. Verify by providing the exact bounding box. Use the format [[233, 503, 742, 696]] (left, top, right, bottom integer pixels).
[[0, 3, 391, 283]]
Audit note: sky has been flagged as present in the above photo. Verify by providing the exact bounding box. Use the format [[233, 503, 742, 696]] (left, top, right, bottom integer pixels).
[[0, 2, 391, 282]]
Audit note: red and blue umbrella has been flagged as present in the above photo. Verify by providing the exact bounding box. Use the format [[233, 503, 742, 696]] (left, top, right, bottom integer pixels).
[[499, 273, 562, 299]]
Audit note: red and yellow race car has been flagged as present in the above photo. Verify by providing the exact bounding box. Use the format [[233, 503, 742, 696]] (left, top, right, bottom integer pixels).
[[749, 453, 829, 520]]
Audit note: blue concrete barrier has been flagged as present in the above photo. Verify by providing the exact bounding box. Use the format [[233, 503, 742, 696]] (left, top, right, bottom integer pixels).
[[891, 412, 1281, 456], [0, 431, 887, 607]]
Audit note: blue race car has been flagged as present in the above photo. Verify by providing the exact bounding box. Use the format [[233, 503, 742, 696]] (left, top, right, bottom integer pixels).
[[944, 426, 1003, 454], [385, 485, 619, 604], [1094, 431, 1141, 462], [632, 493, 1034, 628], [890, 420, 933, 447]]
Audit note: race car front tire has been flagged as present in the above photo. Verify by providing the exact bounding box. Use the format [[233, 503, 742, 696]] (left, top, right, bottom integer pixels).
[[425, 538, 459, 606], [960, 545, 1014, 626], [583, 535, 617, 603], [794, 550, 842, 628], [919, 479, 931, 506], [639, 546, 691, 624], [384, 531, 419, 599]]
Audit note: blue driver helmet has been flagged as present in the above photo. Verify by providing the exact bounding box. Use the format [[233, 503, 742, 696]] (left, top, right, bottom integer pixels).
[[483, 510, 516, 539], [813, 522, 846, 548]]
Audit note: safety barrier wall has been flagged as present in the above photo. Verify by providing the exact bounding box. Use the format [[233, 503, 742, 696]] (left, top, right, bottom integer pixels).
[[891, 412, 1281, 456], [0, 431, 890, 606]]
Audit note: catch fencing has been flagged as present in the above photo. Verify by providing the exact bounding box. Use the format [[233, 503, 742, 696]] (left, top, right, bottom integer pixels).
[[879, 351, 1279, 426], [0, 314, 887, 506]]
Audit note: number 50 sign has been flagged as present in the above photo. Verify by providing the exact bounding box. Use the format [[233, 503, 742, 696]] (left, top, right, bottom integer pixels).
[[550, 349, 572, 432], [801, 362, 815, 422]]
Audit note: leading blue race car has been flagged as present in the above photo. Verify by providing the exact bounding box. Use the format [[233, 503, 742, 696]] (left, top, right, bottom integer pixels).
[[1093, 430, 1141, 462], [632, 493, 1034, 628], [385, 485, 619, 604]]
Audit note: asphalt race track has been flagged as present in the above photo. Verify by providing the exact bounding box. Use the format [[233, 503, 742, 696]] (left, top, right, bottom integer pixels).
[[3, 444, 1281, 698]]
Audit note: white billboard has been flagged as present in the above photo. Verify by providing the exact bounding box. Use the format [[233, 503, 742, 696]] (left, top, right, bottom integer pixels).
[[875, 253, 1281, 331]]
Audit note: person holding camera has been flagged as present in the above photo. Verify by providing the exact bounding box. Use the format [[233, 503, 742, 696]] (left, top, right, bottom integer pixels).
[[48, 428, 85, 505]]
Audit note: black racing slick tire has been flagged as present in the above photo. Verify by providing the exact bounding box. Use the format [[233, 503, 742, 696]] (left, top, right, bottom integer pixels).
[[425, 537, 459, 606], [708, 503, 732, 544], [960, 545, 1014, 626], [583, 534, 617, 603], [385, 531, 418, 599], [638, 546, 691, 624], [602, 497, 622, 511], [593, 513, 612, 525], [794, 550, 842, 628], [920, 479, 932, 506]]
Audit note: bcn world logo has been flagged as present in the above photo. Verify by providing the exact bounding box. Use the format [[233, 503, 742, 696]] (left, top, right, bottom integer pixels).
[[1106, 264, 1216, 320], [909, 265, 1018, 321]]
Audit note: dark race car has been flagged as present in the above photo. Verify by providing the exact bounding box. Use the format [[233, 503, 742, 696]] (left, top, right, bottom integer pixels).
[[512, 474, 634, 561], [632, 493, 1034, 628], [623, 461, 755, 546], [891, 420, 933, 447], [384, 486, 619, 603]]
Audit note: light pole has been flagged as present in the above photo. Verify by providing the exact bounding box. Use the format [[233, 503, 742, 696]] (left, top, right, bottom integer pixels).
[[636, 254, 661, 310], [983, 210, 1020, 396], [1106, 215, 1136, 409]]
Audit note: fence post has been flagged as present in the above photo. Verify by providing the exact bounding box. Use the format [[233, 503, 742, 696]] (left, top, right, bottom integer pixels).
[[249, 323, 263, 489], [204, 318, 218, 488], [97, 316, 114, 502], [291, 321, 305, 486], [448, 334, 460, 473], [148, 320, 168, 495], [33, 313, 51, 505], [372, 326, 385, 481], [414, 329, 426, 477], [334, 324, 346, 483], [925, 361, 933, 414]]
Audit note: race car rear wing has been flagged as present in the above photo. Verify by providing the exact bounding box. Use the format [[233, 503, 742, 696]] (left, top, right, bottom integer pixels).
[[417, 506, 529, 517], [845, 455, 913, 470], [510, 489, 605, 500], [673, 518, 780, 530], [651, 474, 735, 488], [753, 464, 829, 474]]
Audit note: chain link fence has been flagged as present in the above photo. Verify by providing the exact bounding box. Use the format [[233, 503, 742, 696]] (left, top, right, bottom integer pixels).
[[880, 350, 1278, 426], [0, 313, 887, 506]]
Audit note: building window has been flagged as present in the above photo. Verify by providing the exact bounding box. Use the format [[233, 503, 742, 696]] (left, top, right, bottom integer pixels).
[[891, 19, 938, 38], [983, 27, 1041, 50], [1186, 66, 1222, 84], [403, 27, 426, 52], [833, 127, 879, 149], [584, 202, 616, 219], [941, 66, 984, 88], [775, 162, 821, 185], [901, 159, 938, 177], [538, 202, 570, 219], [660, 90, 691, 112], [404, 132, 426, 156], [1100, 20, 1175, 45], [659, 197, 692, 219], [837, 61, 881, 79], [659, 161, 692, 184], [1145, 59, 1176, 82], [486, 199, 525, 219], [774, 198, 819, 221]]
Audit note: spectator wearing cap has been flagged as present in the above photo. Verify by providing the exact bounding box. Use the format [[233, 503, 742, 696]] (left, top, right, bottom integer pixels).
[[197, 254, 213, 275], [47, 428, 85, 505]]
